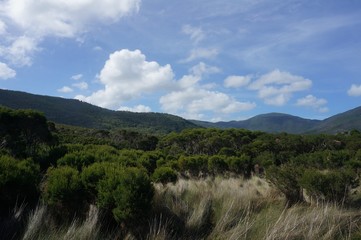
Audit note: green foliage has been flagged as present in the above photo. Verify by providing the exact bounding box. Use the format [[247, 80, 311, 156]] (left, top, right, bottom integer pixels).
[[43, 166, 85, 214], [227, 154, 252, 176], [0, 89, 197, 134], [57, 151, 95, 170], [0, 155, 40, 211], [97, 167, 154, 224], [208, 155, 228, 175], [0, 107, 54, 158], [300, 168, 357, 203], [178, 155, 208, 176], [152, 166, 178, 184], [266, 164, 304, 205]]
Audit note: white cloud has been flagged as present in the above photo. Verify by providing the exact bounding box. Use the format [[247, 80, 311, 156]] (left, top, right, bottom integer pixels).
[[0, 36, 39, 66], [0, 20, 6, 35], [160, 62, 255, 120], [224, 75, 252, 88], [76, 49, 175, 108], [57, 86, 73, 93], [183, 48, 219, 62], [72, 81, 88, 90], [0, 0, 140, 66], [296, 94, 328, 112], [160, 88, 256, 119], [248, 69, 312, 106], [0, 62, 16, 79], [182, 25, 205, 44], [118, 105, 151, 112], [348, 84, 361, 97], [0, 0, 141, 38], [71, 74, 83, 80]]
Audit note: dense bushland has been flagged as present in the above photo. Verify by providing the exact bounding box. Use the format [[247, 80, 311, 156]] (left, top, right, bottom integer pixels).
[[2, 106, 361, 239]]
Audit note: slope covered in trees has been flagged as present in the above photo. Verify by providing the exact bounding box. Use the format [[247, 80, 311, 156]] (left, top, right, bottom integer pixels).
[[0, 89, 198, 134]]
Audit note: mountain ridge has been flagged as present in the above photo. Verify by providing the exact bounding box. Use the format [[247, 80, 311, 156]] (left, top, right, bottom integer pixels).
[[0, 89, 198, 133], [1, 88, 360, 134]]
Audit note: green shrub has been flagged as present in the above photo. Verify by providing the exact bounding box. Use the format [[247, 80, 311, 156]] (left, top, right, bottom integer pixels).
[[0, 155, 40, 211], [178, 155, 208, 176], [97, 167, 154, 225], [227, 154, 252, 176], [152, 167, 178, 184], [57, 151, 95, 170], [300, 168, 357, 203], [208, 155, 228, 175], [43, 166, 85, 214], [266, 164, 304, 205]]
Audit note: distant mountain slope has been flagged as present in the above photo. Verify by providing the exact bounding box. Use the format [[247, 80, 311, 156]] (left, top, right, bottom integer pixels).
[[193, 113, 321, 134], [308, 106, 361, 134], [0, 89, 198, 133]]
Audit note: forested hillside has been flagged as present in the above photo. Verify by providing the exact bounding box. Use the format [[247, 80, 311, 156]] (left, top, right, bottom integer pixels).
[[2, 89, 361, 134], [0, 89, 198, 133]]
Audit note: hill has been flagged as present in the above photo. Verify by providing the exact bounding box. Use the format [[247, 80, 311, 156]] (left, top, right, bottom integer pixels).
[[193, 113, 321, 134], [0, 89, 198, 133], [308, 106, 361, 134], [1, 88, 361, 134], [193, 108, 361, 134]]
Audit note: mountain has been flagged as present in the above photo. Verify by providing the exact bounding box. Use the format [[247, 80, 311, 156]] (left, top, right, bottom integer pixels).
[[193, 107, 361, 134], [308, 106, 361, 134], [193, 113, 321, 134], [0, 89, 198, 133], [1, 88, 361, 134]]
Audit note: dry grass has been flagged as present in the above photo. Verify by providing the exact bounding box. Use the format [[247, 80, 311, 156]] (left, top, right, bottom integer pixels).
[[15, 176, 361, 239]]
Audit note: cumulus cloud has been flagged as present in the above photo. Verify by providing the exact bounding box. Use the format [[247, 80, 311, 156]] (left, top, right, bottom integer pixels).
[[224, 75, 252, 88], [0, 0, 141, 38], [0, 36, 39, 66], [0, 0, 140, 66], [296, 94, 328, 113], [118, 105, 151, 112], [0, 62, 16, 80], [160, 62, 255, 120], [348, 84, 361, 97], [57, 86, 73, 93], [160, 88, 256, 119], [71, 74, 83, 80], [182, 25, 205, 44], [76, 49, 175, 108], [248, 69, 312, 106]]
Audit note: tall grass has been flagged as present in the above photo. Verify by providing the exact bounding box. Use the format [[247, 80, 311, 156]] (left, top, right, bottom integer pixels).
[[5, 176, 361, 239]]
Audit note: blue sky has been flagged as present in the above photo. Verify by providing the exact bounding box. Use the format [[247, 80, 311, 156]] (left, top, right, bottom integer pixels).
[[0, 0, 361, 121]]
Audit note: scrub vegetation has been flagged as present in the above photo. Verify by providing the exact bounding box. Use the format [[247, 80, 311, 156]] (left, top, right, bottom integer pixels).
[[2, 106, 361, 239]]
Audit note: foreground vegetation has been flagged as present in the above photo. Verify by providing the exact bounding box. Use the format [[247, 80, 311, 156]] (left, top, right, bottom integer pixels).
[[2, 106, 361, 239]]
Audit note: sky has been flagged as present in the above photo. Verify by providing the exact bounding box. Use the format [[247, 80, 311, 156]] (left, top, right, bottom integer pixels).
[[0, 0, 361, 122]]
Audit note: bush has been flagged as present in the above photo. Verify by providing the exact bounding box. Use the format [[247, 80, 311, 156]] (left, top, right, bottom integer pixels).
[[0, 155, 40, 212], [97, 167, 154, 225], [43, 166, 85, 215], [208, 155, 228, 175], [300, 168, 357, 203], [152, 167, 178, 184], [266, 164, 304, 205], [178, 155, 208, 176]]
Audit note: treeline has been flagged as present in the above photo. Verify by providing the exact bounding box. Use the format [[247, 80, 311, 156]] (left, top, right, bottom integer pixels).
[[2, 106, 361, 238]]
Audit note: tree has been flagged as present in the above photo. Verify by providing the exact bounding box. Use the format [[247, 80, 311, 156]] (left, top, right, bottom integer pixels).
[[42, 166, 85, 216], [0, 155, 40, 213], [97, 167, 154, 225], [266, 164, 304, 205], [152, 167, 178, 184]]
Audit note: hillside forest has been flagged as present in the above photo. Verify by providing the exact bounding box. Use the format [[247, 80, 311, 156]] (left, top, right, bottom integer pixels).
[[2, 106, 361, 239]]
